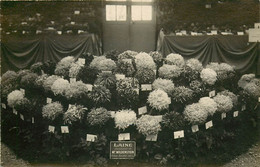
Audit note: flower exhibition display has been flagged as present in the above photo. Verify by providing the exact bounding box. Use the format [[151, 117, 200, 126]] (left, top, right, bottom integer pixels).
[[1, 50, 260, 166]]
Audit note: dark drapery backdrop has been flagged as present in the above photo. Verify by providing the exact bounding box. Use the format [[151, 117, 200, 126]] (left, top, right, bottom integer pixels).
[[157, 34, 260, 75], [1, 34, 102, 73]]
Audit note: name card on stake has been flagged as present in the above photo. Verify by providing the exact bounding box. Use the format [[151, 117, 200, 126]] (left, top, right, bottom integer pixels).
[[146, 134, 158, 141], [115, 74, 125, 80], [118, 133, 130, 141], [141, 84, 152, 91], [233, 111, 239, 117], [20, 114, 24, 120], [74, 10, 80, 15], [48, 125, 55, 133], [138, 106, 147, 115], [205, 121, 213, 129], [237, 32, 244, 35], [241, 104, 246, 111], [191, 125, 199, 133], [174, 130, 184, 139], [86, 134, 97, 142], [209, 90, 216, 97], [221, 113, 226, 120], [46, 98, 52, 104], [70, 78, 76, 83], [86, 84, 93, 91], [32, 117, 35, 124], [13, 108, 18, 115], [2, 103, 6, 109], [61, 126, 69, 133]]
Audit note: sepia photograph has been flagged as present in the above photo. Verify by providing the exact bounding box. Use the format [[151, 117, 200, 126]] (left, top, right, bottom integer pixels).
[[0, 0, 260, 166]]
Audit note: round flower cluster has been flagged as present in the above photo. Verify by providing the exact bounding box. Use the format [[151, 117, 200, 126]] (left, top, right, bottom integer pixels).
[[63, 105, 86, 124], [114, 110, 137, 130], [51, 78, 70, 96], [158, 64, 182, 79], [169, 86, 193, 103], [7, 90, 25, 108], [213, 94, 233, 113], [95, 73, 117, 89], [69, 62, 84, 78], [65, 81, 89, 99], [17, 69, 31, 81], [238, 74, 255, 89], [200, 68, 217, 85], [152, 78, 175, 95], [79, 52, 94, 66], [42, 61, 56, 75], [87, 107, 110, 126], [35, 74, 48, 88], [184, 58, 203, 81], [243, 82, 260, 99], [219, 90, 238, 106], [1, 71, 18, 85], [136, 115, 161, 136], [189, 80, 204, 94], [30, 62, 44, 75], [183, 103, 208, 125], [150, 51, 163, 65], [89, 85, 111, 105], [148, 89, 171, 111], [97, 58, 117, 71], [135, 68, 156, 84], [89, 56, 106, 69], [42, 102, 63, 121], [104, 49, 120, 61], [207, 62, 235, 82], [20, 72, 38, 88], [162, 111, 186, 130], [116, 59, 136, 77], [55, 56, 75, 78], [77, 66, 99, 84], [165, 53, 185, 67], [198, 97, 217, 116], [43, 75, 60, 92], [135, 52, 156, 70], [118, 50, 138, 60]]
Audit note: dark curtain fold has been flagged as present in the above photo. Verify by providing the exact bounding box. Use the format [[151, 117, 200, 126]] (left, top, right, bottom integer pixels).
[[1, 34, 101, 73], [158, 35, 259, 75]]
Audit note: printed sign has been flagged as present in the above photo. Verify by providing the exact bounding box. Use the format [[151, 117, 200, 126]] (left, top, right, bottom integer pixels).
[[110, 141, 136, 159], [1, 103, 6, 109], [209, 90, 216, 97], [221, 113, 226, 120], [249, 28, 260, 42], [176, 32, 183, 36], [205, 121, 213, 129], [46, 98, 52, 104], [20, 114, 24, 121], [102, 71, 112, 74], [211, 30, 217, 35], [174, 130, 184, 139], [191, 125, 199, 133], [141, 84, 152, 91], [233, 111, 239, 117], [74, 10, 80, 15], [86, 134, 97, 142], [115, 74, 126, 80], [145, 134, 158, 141], [61, 126, 69, 133], [13, 108, 18, 115], [70, 78, 76, 83], [138, 106, 147, 115], [237, 32, 244, 35], [86, 84, 93, 91], [48, 125, 55, 133], [118, 133, 130, 141]]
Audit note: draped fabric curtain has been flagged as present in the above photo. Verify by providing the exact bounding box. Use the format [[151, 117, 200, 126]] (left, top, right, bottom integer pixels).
[[157, 34, 260, 75], [1, 34, 102, 73]]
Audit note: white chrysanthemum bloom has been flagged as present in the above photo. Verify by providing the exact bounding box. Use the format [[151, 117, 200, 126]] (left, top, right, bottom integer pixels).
[[35, 74, 48, 87], [219, 63, 234, 72], [238, 73, 256, 89], [69, 62, 84, 78], [65, 81, 89, 99], [42, 102, 63, 121], [7, 90, 25, 108], [43, 75, 60, 91], [135, 52, 156, 70], [186, 58, 203, 71], [213, 94, 233, 113], [148, 89, 171, 111], [136, 115, 161, 136], [243, 82, 260, 98], [118, 50, 138, 60], [51, 78, 70, 96], [114, 109, 137, 130], [206, 62, 220, 71], [165, 53, 185, 67], [219, 90, 238, 106], [158, 64, 182, 79], [55, 56, 75, 76], [152, 78, 175, 94], [63, 105, 85, 124], [199, 97, 217, 116], [183, 103, 208, 124], [89, 56, 106, 68], [98, 58, 117, 71], [200, 68, 217, 85]]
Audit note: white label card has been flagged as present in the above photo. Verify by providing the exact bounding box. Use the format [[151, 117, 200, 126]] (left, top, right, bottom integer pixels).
[[205, 121, 213, 129], [102, 71, 112, 74], [74, 10, 80, 15], [20, 114, 24, 120], [221, 113, 226, 120], [118, 133, 130, 141], [209, 90, 216, 97], [48, 125, 55, 133], [141, 84, 152, 91], [191, 125, 199, 133], [233, 111, 239, 117], [237, 32, 244, 35], [78, 58, 85, 65], [146, 134, 158, 141], [13, 108, 18, 115], [153, 70, 157, 75], [2, 103, 6, 109], [47, 98, 52, 104], [211, 30, 218, 35], [138, 106, 147, 115], [115, 74, 125, 80], [242, 105, 246, 111], [32, 117, 35, 124], [174, 130, 184, 139], [86, 134, 97, 142], [70, 78, 76, 83], [20, 88, 25, 95], [258, 97, 260, 102], [61, 126, 69, 134], [86, 84, 93, 91]]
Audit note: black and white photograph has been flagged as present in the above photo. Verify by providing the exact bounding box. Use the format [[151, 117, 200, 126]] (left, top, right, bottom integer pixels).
[[0, 0, 260, 166]]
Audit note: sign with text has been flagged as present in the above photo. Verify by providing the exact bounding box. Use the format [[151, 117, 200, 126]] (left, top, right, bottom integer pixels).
[[86, 134, 97, 142], [115, 74, 125, 80], [61, 126, 69, 133], [191, 125, 199, 133], [48, 125, 55, 133], [233, 111, 239, 117], [249, 28, 260, 42], [145, 134, 158, 141], [46, 97, 52, 104], [205, 121, 213, 129], [86, 84, 93, 91], [138, 106, 147, 115], [110, 141, 136, 159], [141, 84, 152, 91], [118, 133, 130, 141], [174, 130, 184, 139]]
